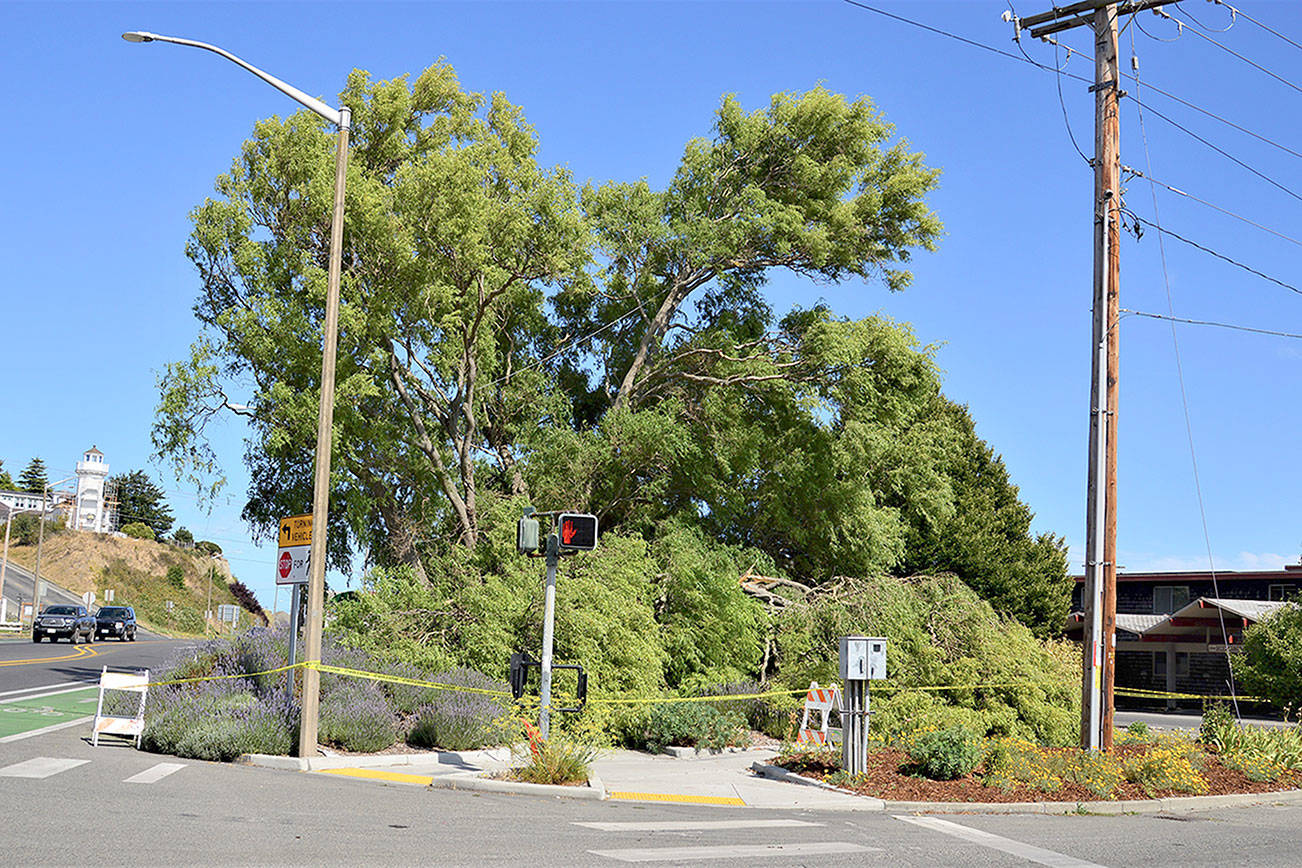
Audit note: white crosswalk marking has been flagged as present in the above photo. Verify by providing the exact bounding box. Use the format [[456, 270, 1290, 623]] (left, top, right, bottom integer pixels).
[[124, 762, 185, 784], [0, 757, 89, 779], [589, 842, 876, 862], [575, 820, 822, 832], [896, 816, 1109, 868]]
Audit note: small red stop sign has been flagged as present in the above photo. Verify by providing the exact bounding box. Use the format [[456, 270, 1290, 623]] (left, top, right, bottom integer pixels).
[[278, 551, 292, 579]]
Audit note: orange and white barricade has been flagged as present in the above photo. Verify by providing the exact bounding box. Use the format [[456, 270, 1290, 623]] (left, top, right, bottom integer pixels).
[[92, 666, 149, 748], [796, 681, 841, 746]]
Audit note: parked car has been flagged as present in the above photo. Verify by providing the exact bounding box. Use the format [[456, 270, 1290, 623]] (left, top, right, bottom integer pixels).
[[95, 606, 137, 642], [32, 605, 96, 644]]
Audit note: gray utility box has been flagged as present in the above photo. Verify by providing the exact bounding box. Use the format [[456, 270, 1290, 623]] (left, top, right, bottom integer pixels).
[[839, 635, 887, 680]]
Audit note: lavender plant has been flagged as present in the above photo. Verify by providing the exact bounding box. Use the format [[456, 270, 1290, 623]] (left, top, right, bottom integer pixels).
[[318, 682, 396, 753], [407, 668, 512, 751]]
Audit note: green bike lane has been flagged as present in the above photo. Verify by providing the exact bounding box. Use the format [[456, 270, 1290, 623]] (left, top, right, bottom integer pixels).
[[0, 687, 99, 740]]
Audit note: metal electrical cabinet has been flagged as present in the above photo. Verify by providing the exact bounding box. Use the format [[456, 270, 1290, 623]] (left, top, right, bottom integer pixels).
[[838, 635, 887, 680]]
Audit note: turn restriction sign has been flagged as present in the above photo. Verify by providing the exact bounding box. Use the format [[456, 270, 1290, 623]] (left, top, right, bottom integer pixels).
[[276, 513, 312, 585]]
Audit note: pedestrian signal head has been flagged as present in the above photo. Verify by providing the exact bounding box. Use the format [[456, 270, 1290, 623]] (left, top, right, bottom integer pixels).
[[556, 513, 597, 552]]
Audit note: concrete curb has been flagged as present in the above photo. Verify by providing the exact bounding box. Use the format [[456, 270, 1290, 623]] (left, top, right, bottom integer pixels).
[[431, 770, 606, 801], [238, 746, 512, 772], [750, 761, 885, 810], [753, 762, 1302, 814], [662, 745, 758, 759]]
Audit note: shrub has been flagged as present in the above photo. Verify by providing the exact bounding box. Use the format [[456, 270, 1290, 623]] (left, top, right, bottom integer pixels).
[[1124, 745, 1208, 795], [406, 668, 512, 751], [509, 733, 597, 785], [1234, 604, 1302, 711], [697, 680, 792, 739], [1200, 702, 1302, 782], [318, 683, 396, 753], [196, 540, 223, 556], [1124, 720, 1150, 740], [143, 683, 295, 761], [121, 522, 155, 540], [640, 702, 749, 754], [166, 565, 185, 590], [172, 527, 194, 546], [907, 725, 982, 780]]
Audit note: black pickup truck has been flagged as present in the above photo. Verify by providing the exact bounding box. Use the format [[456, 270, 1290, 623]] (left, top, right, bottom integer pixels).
[[32, 605, 96, 644], [95, 606, 137, 641]]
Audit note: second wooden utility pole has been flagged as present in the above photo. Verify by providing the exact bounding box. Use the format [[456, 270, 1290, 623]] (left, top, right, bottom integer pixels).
[[1016, 0, 1175, 750]]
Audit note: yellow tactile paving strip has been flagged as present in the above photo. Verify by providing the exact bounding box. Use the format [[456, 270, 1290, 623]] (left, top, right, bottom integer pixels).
[[609, 791, 746, 806], [317, 767, 434, 785]]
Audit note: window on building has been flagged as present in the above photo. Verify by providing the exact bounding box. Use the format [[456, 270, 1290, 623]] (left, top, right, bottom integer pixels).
[[1153, 585, 1190, 614], [1153, 652, 1166, 677], [1269, 584, 1298, 602], [1175, 652, 1190, 677]]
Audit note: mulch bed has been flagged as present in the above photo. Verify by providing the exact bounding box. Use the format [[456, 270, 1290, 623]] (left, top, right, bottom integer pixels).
[[775, 746, 1302, 803]]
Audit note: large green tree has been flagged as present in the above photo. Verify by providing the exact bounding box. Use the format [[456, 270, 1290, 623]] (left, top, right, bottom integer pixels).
[[155, 62, 589, 575], [0, 459, 14, 491], [17, 458, 48, 494], [110, 470, 175, 538]]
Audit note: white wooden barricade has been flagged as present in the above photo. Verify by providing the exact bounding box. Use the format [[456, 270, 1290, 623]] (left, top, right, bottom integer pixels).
[[93, 666, 150, 748], [796, 681, 841, 746]]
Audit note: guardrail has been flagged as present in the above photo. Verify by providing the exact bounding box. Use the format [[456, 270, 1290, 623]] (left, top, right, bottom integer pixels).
[[0, 622, 23, 633]]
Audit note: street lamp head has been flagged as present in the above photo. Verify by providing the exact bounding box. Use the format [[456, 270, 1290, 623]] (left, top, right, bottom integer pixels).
[[121, 31, 157, 43]]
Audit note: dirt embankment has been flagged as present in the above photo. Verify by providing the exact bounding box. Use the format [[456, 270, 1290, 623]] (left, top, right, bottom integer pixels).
[[5, 532, 235, 598]]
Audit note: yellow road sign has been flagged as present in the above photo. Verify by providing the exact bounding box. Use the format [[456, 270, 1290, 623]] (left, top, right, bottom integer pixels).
[[279, 514, 312, 547]]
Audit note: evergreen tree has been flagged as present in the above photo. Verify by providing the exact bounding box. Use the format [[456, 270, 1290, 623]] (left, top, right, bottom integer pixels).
[[0, 458, 14, 491], [110, 470, 175, 537], [18, 458, 48, 494]]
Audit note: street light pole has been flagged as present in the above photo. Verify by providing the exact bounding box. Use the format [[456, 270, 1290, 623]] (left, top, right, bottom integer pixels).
[[32, 476, 76, 623], [124, 31, 350, 758]]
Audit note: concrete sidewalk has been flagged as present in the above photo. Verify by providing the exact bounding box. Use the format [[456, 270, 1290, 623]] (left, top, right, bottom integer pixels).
[[242, 745, 879, 810]]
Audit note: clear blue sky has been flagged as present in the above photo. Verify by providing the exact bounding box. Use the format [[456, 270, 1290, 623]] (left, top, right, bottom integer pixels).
[[2, 1, 1299, 613]]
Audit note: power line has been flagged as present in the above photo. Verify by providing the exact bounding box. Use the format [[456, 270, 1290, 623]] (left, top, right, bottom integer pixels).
[[839, 0, 1302, 180], [1122, 308, 1302, 340], [1122, 165, 1302, 248], [1125, 213, 1302, 296], [1155, 6, 1302, 96], [1211, 0, 1302, 54], [1129, 32, 1241, 716]]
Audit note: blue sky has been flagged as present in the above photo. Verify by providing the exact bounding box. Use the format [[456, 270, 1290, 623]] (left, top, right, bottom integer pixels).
[[2, 1, 1299, 612]]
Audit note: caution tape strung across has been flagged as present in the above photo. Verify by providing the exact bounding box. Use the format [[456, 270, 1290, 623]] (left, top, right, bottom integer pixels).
[[142, 662, 1268, 708]]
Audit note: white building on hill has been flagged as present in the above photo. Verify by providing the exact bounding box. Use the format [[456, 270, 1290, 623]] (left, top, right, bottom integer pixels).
[[0, 446, 117, 533]]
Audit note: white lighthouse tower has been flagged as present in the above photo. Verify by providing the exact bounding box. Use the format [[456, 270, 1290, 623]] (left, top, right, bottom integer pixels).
[[74, 446, 111, 533]]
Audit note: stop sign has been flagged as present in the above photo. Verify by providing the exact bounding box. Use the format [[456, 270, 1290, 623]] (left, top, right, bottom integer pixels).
[[278, 551, 292, 579]]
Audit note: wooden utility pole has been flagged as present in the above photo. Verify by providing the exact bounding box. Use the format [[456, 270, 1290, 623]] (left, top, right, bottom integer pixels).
[[1015, 0, 1175, 750]]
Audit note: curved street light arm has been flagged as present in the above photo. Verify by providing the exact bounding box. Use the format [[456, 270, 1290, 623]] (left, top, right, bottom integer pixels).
[[122, 31, 347, 129]]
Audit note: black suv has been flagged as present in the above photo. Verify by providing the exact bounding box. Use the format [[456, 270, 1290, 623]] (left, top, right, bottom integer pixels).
[[32, 605, 96, 644], [95, 606, 137, 642]]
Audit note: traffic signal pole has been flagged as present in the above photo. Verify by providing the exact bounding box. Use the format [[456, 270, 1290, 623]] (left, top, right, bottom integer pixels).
[[538, 532, 560, 739]]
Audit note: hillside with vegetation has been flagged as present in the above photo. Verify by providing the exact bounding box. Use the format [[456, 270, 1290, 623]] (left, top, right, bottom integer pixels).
[[5, 530, 265, 635]]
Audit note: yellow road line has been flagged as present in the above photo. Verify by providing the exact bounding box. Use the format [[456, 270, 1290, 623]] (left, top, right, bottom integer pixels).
[[0, 646, 99, 667], [316, 767, 434, 786], [609, 791, 746, 806]]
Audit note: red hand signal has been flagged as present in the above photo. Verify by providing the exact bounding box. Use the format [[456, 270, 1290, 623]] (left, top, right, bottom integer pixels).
[[561, 519, 576, 544]]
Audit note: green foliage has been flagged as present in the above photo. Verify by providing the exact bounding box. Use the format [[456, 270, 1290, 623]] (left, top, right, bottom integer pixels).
[[1126, 720, 1151, 740], [637, 702, 750, 754], [110, 470, 175, 537], [143, 687, 295, 762], [509, 735, 597, 786], [907, 725, 982, 780], [1200, 701, 1302, 782], [99, 556, 237, 635], [18, 457, 48, 494], [121, 522, 155, 540], [775, 573, 1080, 746], [172, 527, 194, 546], [0, 458, 14, 490], [1233, 604, 1302, 710], [196, 540, 223, 556], [405, 668, 512, 751], [10, 513, 64, 546], [166, 565, 185, 590], [318, 683, 396, 753]]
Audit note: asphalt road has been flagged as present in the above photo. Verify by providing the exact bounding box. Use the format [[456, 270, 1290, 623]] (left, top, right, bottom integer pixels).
[[0, 634, 194, 694], [0, 560, 84, 616], [4, 720, 1302, 866]]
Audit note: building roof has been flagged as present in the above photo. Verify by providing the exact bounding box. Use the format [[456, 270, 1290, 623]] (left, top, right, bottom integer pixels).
[[1139, 598, 1290, 640], [85, 445, 103, 456], [1073, 564, 1302, 584]]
